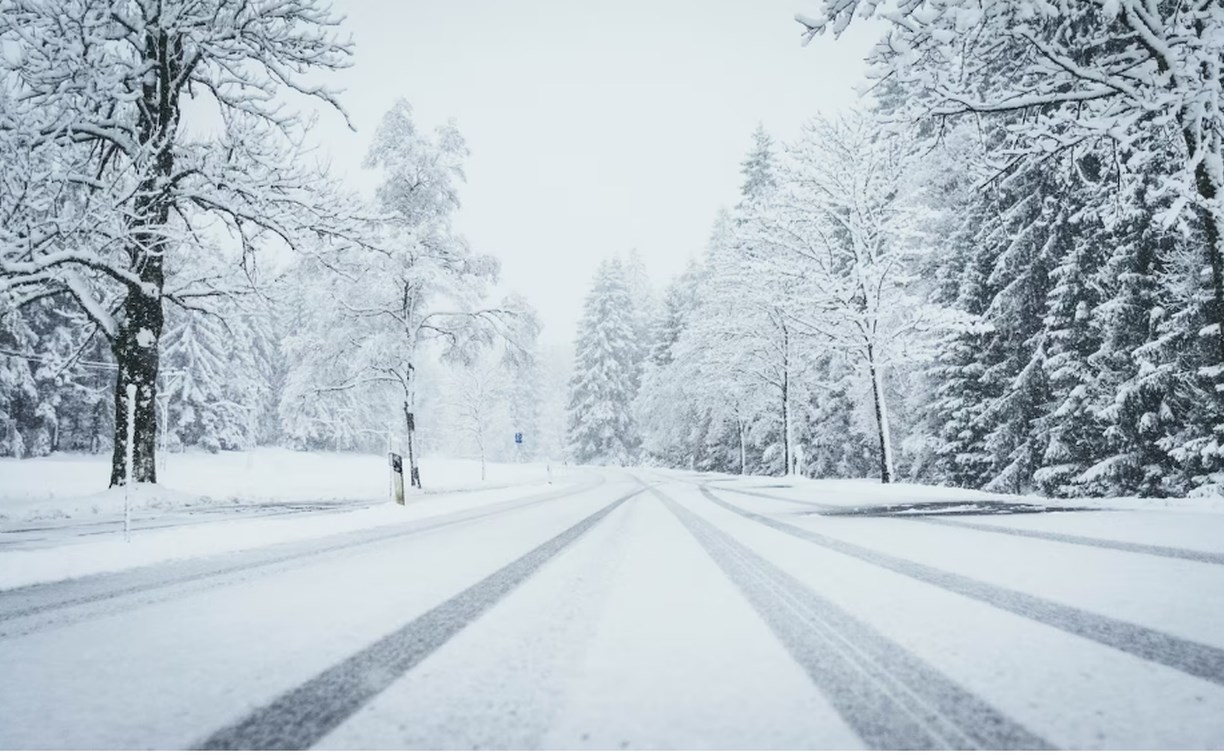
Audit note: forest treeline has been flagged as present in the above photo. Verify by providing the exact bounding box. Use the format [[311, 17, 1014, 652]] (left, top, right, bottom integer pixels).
[[5, 1, 1224, 497]]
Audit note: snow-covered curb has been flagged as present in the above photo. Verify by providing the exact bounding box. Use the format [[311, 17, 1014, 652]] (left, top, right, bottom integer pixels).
[[652, 469, 1224, 514], [0, 449, 566, 523], [0, 480, 576, 591]]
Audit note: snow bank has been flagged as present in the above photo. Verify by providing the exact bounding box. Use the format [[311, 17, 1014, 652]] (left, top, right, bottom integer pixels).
[[0, 448, 565, 522], [0, 480, 580, 591], [658, 469, 1224, 514]]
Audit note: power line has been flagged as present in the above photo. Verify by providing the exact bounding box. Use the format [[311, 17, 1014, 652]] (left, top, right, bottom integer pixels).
[[0, 346, 117, 372], [0, 347, 187, 376]]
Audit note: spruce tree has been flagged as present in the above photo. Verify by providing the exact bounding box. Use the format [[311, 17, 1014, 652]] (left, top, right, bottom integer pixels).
[[567, 259, 641, 465], [1085, 179, 1181, 495], [739, 124, 777, 202]]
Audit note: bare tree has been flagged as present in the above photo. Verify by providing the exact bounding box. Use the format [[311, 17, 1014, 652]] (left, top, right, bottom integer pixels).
[[0, 0, 355, 485], [443, 356, 511, 482], [741, 114, 958, 482], [282, 100, 535, 488]]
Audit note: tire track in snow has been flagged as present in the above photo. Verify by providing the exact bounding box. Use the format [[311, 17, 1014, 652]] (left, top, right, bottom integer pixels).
[[646, 483, 1049, 750], [705, 479, 1222, 564], [0, 500, 383, 549], [704, 484, 842, 513], [0, 477, 603, 637], [700, 486, 1224, 689], [196, 486, 641, 751], [914, 517, 1224, 566]]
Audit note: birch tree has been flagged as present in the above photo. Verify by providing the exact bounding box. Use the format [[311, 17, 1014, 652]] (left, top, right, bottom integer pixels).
[[742, 114, 954, 482]]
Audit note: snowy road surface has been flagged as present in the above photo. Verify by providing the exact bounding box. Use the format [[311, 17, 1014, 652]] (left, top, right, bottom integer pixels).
[[1, 469, 1223, 749]]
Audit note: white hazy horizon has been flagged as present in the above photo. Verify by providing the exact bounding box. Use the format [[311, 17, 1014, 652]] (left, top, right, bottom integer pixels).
[[306, 0, 880, 345]]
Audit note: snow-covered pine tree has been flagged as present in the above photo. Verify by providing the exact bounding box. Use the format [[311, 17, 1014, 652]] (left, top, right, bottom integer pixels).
[[647, 260, 701, 369], [801, 0, 1224, 494], [1130, 222, 1224, 495], [739, 124, 778, 202], [162, 311, 237, 452], [1083, 176, 1183, 496], [635, 259, 706, 468], [976, 167, 1061, 494], [1032, 157, 1111, 497], [0, 298, 111, 457], [622, 249, 657, 396], [161, 304, 275, 453], [919, 143, 1001, 489], [567, 258, 641, 465], [797, 353, 877, 479]]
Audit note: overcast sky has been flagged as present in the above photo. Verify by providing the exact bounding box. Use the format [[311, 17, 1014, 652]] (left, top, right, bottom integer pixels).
[[309, 1, 881, 345]]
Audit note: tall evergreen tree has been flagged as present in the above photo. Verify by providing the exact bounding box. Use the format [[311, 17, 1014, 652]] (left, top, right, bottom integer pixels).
[[740, 124, 777, 202], [567, 259, 640, 465], [1083, 178, 1182, 495]]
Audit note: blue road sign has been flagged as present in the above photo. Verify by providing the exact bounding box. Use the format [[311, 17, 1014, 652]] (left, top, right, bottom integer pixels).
[[514, 432, 523, 444]]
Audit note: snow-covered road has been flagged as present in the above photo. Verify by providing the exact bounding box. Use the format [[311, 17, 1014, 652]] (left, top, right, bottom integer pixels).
[[1, 469, 1222, 749]]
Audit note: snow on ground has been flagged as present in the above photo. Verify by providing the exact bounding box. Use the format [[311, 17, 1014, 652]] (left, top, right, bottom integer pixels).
[[0, 474, 588, 592], [0, 448, 565, 522], [0, 448, 585, 591], [2, 470, 1223, 747], [661, 467, 1224, 514], [318, 489, 855, 749], [665, 479, 1224, 749], [0, 485, 625, 749]]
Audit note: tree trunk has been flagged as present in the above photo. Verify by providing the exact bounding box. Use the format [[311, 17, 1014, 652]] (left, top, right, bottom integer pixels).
[[109, 288, 163, 485], [779, 321, 797, 476], [781, 371, 792, 476], [91, 399, 104, 454], [109, 26, 180, 486], [737, 416, 746, 476], [403, 401, 422, 488], [866, 344, 895, 484]]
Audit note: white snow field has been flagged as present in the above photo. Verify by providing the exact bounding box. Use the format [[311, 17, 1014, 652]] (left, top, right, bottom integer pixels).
[[0, 466, 1222, 749], [0, 447, 563, 521], [0, 449, 577, 589]]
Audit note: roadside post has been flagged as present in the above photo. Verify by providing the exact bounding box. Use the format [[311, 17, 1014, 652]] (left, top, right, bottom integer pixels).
[[389, 452, 406, 506], [386, 427, 394, 500]]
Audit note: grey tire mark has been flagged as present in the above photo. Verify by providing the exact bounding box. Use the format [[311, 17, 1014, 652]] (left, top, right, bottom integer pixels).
[[647, 483, 1049, 750], [701, 486, 1224, 689], [196, 487, 640, 750], [917, 517, 1224, 565], [0, 477, 603, 637]]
